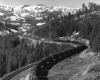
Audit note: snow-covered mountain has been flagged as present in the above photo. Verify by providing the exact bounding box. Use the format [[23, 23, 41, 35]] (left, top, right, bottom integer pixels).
[[0, 4, 79, 24], [0, 4, 78, 18], [0, 4, 79, 36], [2, 4, 78, 13]]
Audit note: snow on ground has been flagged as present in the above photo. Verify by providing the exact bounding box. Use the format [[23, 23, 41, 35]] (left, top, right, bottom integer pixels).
[[36, 22, 45, 26], [19, 27, 27, 32], [5, 16, 19, 21], [13, 5, 24, 12], [3, 30, 10, 34], [23, 5, 48, 13], [10, 23, 21, 25], [0, 30, 10, 36], [10, 29, 18, 33], [0, 12, 4, 16], [21, 13, 30, 17]]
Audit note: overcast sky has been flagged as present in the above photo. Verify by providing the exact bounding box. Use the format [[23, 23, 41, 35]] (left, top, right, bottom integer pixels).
[[0, 0, 100, 8]]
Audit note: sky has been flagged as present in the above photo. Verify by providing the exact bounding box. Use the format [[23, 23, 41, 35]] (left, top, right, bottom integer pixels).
[[0, 0, 100, 8]]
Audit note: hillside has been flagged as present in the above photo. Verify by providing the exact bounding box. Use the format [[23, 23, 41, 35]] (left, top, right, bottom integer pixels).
[[1, 2, 100, 80]]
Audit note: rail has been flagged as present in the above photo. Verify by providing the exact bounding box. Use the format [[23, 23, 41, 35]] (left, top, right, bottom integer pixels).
[[31, 41, 87, 80]]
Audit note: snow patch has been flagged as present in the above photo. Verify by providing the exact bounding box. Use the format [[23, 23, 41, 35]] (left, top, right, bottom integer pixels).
[[36, 22, 45, 26], [10, 23, 21, 25], [6, 16, 19, 21], [0, 30, 10, 36], [3, 30, 10, 34], [10, 29, 18, 33], [0, 12, 4, 16], [21, 13, 30, 17], [19, 27, 27, 32]]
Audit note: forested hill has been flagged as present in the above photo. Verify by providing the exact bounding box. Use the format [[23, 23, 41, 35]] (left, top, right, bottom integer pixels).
[[34, 2, 100, 52]]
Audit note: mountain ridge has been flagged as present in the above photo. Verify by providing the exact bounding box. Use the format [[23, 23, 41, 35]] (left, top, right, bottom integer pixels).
[[0, 4, 79, 13]]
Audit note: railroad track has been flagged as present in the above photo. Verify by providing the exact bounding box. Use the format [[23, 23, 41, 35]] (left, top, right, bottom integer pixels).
[[31, 44, 87, 80], [1, 39, 87, 80]]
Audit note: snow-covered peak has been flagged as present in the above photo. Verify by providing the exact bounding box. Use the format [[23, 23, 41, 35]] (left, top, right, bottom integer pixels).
[[13, 5, 25, 12], [52, 6, 78, 14], [0, 4, 79, 23], [0, 5, 79, 14], [0, 5, 12, 11]]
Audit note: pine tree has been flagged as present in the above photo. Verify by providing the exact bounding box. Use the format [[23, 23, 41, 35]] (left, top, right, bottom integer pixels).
[[91, 34, 100, 52], [89, 18, 100, 47]]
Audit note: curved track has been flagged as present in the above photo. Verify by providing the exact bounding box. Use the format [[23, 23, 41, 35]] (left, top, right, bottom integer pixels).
[[31, 44, 87, 80], [1, 39, 87, 80]]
